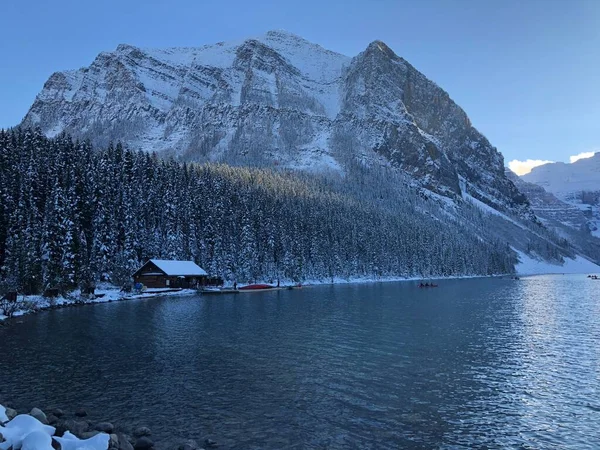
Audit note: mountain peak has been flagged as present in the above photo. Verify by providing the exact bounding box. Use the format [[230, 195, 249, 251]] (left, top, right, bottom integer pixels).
[[365, 40, 397, 59], [116, 43, 137, 52], [263, 29, 306, 41]]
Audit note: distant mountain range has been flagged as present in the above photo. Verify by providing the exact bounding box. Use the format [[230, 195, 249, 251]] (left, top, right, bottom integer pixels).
[[520, 153, 600, 239]]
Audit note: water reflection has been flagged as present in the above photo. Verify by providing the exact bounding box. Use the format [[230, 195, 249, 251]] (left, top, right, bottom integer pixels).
[[1, 276, 599, 449]]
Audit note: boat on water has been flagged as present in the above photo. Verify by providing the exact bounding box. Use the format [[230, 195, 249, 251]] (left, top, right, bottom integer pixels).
[[418, 283, 438, 288], [239, 283, 276, 290]]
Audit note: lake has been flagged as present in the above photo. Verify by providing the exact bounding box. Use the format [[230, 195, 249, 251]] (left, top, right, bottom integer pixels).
[[2, 275, 600, 449]]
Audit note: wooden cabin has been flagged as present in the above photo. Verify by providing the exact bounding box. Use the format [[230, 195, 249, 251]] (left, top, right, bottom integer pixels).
[[132, 259, 208, 289]]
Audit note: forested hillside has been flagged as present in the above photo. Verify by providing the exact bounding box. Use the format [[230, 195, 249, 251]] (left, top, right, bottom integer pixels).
[[0, 128, 518, 294]]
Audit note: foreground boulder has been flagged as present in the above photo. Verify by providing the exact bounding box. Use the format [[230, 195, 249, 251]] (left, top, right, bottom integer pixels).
[[5, 408, 18, 421], [58, 418, 89, 437], [134, 436, 154, 449], [178, 439, 201, 450], [96, 422, 115, 433], [117, 433, 134, 450], [133, 426, 151, 438], [29, 407, 48, 424], [51, 408, 65, 418]]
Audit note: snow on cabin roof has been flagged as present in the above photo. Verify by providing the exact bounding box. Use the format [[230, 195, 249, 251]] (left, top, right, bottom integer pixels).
[[149, 259, 207, 276]]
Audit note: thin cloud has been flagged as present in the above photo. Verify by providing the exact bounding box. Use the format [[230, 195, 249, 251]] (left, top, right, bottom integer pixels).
[[569, 151, 596, 163], [508, 159, 553, 176]]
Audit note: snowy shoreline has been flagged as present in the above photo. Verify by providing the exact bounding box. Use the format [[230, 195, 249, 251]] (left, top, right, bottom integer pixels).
[[0, 287, 198, 322], [3, 257, 599, 323], [0, 275, 480, 322], [0, 403, 210, 450], [1, 274, 501, 322]]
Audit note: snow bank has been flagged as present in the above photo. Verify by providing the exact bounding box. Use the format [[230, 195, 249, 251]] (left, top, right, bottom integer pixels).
[[0, 288, 197, 322], [0, 409, 109, 450], [515, 250, 600, 275], [0, 415, 55, 450], [54, 431, 109, 450]]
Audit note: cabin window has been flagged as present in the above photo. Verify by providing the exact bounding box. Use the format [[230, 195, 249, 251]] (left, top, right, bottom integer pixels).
[[166, 279, 170, 287]]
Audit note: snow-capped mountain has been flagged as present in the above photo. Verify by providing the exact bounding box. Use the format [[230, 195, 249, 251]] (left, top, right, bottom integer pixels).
[[506, 169, 600, 262], [521, 153, 600, 237], [507, 169, 588, 231], [23, 30, 532, 221]]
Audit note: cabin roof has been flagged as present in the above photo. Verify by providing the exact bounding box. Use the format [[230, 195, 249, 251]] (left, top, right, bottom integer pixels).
[[133, 259, 208, 277], [150, 259, 207, 276]]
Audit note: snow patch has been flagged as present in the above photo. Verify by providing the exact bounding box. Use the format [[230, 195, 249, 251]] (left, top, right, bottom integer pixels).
[[0, 412, 109, 450], [0, 415, 56, 450], [0, 288, 198, 322], [515, 250, 600, 275], [464, 192, 527, 231], [149, 259, 207, 276]]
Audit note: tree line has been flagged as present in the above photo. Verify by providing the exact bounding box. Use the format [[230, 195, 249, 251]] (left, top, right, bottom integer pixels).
[[0, 127, 519, 294]]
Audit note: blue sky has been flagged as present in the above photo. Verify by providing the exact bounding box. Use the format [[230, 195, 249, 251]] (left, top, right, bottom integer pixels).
[[1, 0, 598, 168]]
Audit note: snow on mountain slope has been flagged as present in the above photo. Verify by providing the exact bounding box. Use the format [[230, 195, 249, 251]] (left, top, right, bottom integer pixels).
[[515, 250, 600, 275], [507, 169, 588, 232], [521, 153, 600, 237], [522, 152, 600, 200], [23, 30, 534, 223], [506, 169, 600, 263]]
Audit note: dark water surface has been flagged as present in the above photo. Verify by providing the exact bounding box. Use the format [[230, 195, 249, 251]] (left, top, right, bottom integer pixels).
[[2, 276, 600, 449]]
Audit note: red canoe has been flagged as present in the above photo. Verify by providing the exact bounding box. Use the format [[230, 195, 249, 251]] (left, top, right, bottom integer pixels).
[[239, 284, 275, 290]]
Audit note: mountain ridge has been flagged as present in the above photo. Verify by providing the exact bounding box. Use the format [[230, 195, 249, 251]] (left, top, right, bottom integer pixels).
[[23, 30, 533, 220]]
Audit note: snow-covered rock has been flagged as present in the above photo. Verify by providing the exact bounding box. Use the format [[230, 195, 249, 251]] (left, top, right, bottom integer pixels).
[[22, 30, 533, 222], [53, 430, 110, 450], [21, 430, 54, 450], [0, 414, 55, 450]]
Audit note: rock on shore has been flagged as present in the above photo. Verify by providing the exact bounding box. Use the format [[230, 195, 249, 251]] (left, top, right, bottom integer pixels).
[[0, 404, 214, 450]]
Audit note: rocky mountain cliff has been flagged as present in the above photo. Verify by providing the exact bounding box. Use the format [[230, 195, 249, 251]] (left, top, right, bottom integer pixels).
[[23, 30, 533, 221]]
